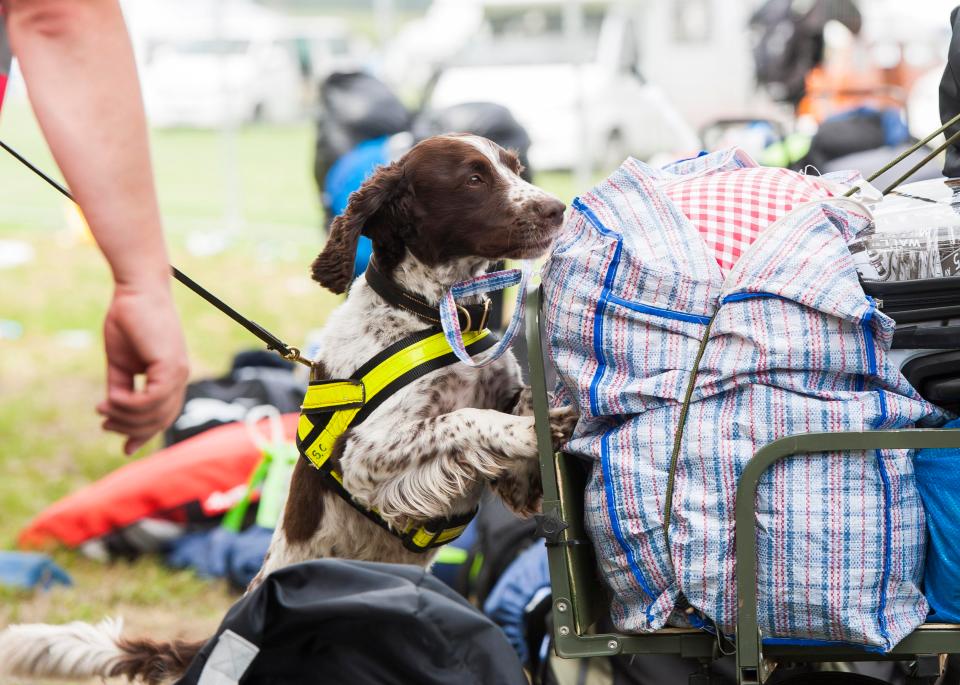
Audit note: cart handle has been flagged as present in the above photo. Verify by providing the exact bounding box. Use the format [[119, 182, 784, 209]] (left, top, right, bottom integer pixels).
[[735, 429, 960, 684]]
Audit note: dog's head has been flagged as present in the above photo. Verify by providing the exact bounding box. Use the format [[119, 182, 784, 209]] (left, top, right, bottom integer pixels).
[[312, 134, 566, 294]]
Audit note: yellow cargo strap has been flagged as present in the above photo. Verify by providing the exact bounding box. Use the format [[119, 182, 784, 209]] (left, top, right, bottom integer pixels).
[[296, 327, 497, 552]]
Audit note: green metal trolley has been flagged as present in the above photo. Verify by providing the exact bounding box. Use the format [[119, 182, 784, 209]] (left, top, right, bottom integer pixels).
[[525, 289, 960, 685]]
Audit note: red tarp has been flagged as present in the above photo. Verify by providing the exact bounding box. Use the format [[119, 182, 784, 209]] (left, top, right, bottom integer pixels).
[[18, 414, 299, 549]]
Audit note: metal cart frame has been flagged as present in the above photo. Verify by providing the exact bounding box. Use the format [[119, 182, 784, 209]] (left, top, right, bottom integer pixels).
[[525, 289, 960, 684]]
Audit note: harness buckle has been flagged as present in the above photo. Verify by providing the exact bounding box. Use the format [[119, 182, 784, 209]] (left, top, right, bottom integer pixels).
[[456, 299, 492, 333], [399, 508, 478, 552], [478, 298, 491, 331], [457, 304, 472, 333]]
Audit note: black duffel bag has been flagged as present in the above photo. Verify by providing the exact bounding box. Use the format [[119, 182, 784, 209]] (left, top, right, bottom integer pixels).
[[313, 71, 411, 208], [165, 351, 304, 446], [412, 102, 533, 181]]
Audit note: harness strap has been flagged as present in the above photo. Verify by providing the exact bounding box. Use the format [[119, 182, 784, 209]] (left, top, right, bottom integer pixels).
[[297, 328, 498, 552], [300, 380, 364, 412]]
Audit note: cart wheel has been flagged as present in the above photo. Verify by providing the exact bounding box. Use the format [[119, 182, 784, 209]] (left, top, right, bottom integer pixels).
[[773, 674, 890, 685]]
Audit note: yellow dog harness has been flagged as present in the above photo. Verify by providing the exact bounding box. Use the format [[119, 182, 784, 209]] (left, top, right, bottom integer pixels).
[[296, 327, 497, 552]]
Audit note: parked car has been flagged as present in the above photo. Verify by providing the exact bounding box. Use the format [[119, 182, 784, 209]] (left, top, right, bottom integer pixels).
[[129, 0, 366, 127], [423, 0, 699, 170], [142, 36, 302, 127]]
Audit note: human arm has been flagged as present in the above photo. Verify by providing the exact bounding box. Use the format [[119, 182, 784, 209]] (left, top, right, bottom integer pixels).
[[4, 0, 188, 453]]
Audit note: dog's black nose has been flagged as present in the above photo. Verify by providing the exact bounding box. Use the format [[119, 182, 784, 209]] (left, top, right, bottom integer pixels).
[[537, 198, 566, 226]]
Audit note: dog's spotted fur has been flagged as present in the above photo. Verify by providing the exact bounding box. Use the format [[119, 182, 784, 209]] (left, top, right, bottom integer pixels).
[[259, 253, 570, 576], [0, 134, 576, 683]]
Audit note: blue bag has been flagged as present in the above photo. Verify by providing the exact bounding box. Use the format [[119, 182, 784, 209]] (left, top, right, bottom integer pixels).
[[324, 136, 392, 279], [166, 525, 273, 589], [915, 418, 960, 623], [0, 552, 71, 590], [483, 543, 550, 665]]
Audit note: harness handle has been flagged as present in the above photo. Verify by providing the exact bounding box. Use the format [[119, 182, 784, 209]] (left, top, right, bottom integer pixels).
[[0, 138, 313, 367]]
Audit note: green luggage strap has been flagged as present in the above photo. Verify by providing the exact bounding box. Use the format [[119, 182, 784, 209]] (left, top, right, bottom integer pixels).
[[296, 327, 497, 552]]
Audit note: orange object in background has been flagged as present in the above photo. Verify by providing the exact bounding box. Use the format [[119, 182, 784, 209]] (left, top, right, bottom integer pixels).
[[798, 31, 934, 123], [18, 414, 299, 550], [798, 65, 906, 122]]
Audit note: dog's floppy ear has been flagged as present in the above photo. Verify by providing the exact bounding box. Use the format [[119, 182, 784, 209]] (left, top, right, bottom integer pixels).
[[311, 160, 406, 294]]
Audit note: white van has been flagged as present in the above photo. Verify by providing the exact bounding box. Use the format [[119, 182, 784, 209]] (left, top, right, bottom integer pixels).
[[423, 0, 700, 171]]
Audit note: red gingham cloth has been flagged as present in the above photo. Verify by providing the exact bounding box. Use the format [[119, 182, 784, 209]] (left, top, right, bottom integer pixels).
[[663, 167, 836, 273]]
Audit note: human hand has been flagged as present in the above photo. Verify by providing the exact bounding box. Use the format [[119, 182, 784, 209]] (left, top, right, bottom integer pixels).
[[96, 282, 189, 455]]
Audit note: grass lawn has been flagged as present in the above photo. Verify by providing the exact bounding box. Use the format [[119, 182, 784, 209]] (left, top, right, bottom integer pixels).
[[0, 99, 578, 682]]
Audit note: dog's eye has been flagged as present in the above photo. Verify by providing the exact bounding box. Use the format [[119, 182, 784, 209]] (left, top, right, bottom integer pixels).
[[467, 174, 484, 186]]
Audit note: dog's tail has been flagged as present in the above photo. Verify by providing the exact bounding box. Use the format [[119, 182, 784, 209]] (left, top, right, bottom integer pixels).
[[0, 618, 205, 683]]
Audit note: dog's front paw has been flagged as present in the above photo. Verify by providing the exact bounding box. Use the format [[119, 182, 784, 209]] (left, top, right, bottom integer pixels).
[[548, 406, 577, 449], [510, 386, 535, 416], [494, 462, 543, 518]]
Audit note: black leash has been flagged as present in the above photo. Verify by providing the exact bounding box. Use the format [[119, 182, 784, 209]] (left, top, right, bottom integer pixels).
[[0, 138, 312, 367]]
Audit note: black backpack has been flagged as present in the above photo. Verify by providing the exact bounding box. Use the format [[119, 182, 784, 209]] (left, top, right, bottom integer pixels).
[[941, 6, 960, 178], [313, 71, 411, 219], [750, 0, 861, 105], [177, 560, 527, 685], [796, 107, 910, 172]]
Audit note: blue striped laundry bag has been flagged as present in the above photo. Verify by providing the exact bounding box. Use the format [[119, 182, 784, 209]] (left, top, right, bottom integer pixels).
[[541, 148, 942, 650]]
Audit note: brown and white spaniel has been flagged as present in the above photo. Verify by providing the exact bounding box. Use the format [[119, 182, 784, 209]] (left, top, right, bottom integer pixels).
[[0, 134, 576, 683]]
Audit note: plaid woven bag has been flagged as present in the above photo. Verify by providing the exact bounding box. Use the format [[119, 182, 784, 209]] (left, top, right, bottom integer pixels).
[[542, 148, 942, 650]]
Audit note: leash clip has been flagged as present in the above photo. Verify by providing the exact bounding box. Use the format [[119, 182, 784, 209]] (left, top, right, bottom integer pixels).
[[279, 345, 315, 368]]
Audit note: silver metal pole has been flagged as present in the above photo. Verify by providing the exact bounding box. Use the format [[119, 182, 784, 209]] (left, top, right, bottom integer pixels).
[[215, 0, 242, 233], [565, 0, 590, 189], [374, 0, 396, 46]]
